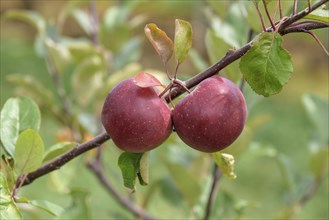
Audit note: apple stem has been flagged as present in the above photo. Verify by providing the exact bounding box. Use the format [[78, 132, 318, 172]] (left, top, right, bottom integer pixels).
[[158, 83, 173, 98], [168, 86, 175, 107], [172, 79, 191, 93]]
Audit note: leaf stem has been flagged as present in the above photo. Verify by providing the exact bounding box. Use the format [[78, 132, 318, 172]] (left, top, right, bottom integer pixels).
[[253, 0, 267, 32], [17, 0, 328, 189], [11, 174, 27, 200], [303, 30, 329, 56], [279, 0, 283, 19], [293, 0, 298, 15], [308, 0, 312, 12], [278, 0, 329, 32], [262, 0, 276, 31], [272, 0, 279, 22]]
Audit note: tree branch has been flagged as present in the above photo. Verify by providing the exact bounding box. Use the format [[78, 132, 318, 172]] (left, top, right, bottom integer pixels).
[[18, 132, 110, 187], [17, 0, 328, 190], [280, 21, 329, 35], [203, 165, 222, 220], [87, 160, 156, 220], [166, 0, 328, 102], [279, 0, 329, 32]]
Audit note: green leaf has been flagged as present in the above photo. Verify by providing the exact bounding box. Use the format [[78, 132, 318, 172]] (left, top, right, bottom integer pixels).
[[72, 56, 105, 107], [174, 19, 192, 64], [144, 23, 174, 65], [158, 178, 182, 205], [118, 152, 145, 191], [14, 129, 44, 174], [239, 32, 293, 96], [310, 146, 329, 179], [205, 29, 241, 82], [137, 152, 149, 185], [3, 10, 45, 33], [29, 200, 65, 217], [71, 9, 92, 34], [0, 157, 16, 190], [302, 94, 329, 144], [188, 49, 208, 72], [0, 97, 41, 157], [304, 6, 329, 23], [44, 37, 72, 72], [17, 97, 41, 132], [43, 142, 77, 163], [166, 162, 201, 206], [0, 173, 22, 220], [206, 2, 248, 49], [6, 75, 57, 112], [113, 37, 141, 70], [0, 98, 19, 157], [212, 152, 237, 180], [60, 189, 91, 219]]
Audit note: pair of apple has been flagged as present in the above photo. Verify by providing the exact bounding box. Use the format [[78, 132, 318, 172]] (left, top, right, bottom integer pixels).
[[101, 75, 247, 153]]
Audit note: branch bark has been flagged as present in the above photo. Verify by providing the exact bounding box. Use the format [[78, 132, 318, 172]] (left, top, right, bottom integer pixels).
[[19, 132, 110, 186], [87, 160, 156, 220], [166, 0, 328, 102], [17, 0, 328, 189], [203, 165, 222, 220]]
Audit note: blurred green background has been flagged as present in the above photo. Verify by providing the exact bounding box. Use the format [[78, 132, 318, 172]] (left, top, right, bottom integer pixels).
[[1, 0, 328, 219]]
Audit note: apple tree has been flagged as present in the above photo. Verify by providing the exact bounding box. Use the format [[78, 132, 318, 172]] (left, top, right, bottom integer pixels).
[[1, 0, 328, 219]]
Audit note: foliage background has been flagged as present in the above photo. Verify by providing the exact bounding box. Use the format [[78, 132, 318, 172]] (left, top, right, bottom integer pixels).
[[0, 0, 328, 219]]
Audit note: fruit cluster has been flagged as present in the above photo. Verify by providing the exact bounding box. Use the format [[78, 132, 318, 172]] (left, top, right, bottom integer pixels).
[[101, 75, 247, 153]]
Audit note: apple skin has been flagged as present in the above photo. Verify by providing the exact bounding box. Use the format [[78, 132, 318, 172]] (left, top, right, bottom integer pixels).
[[101, 78, 172, 152], [172, 76, 247, 153]]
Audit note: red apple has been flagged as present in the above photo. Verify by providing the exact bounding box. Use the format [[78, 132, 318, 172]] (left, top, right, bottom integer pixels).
[[172, 76, 247, 153], [101, 78, 172, 152]]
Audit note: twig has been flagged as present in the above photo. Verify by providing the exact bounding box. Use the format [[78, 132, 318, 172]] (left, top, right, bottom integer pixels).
[[280, 21, 329, 35], [45, 53, 72, 116], [45, 45, 83, 142], [308, 0, 312, 12], [272, 0, 279, 22], [87, 161, 156, 220], [253, 0, 267, 32], [279, 0, 328, 32], [165, 0, 328, 103], [279, 0, 283, 19], [299, 177, 323, 206], [89, 0, 99, 45], [293, 0, 298, 15], [303, 30, 329, 56], [262, 0, 276, 30], [17, 0, 328, 190], [17, 132, 110, 187], [203, 165, 222, 220]]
